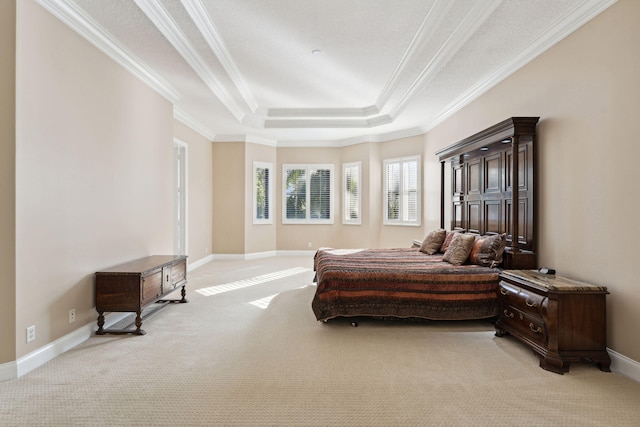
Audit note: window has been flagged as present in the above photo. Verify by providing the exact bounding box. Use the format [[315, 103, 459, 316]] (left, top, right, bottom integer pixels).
[[253, 161, 273, 225], [283, 164, 334, 224], [383, 156, 421, 226], [343, 162, 361, 225]]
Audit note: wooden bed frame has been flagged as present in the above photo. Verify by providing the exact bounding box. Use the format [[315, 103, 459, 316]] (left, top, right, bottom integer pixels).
[[435, 117, 539, 269], [312, 117, 540, 324]]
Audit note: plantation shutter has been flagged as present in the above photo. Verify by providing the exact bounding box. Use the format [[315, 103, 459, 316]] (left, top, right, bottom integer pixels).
[[343, 162, 360, 224], [403, 160, 418, 222], [285, 168, 307, 220], [384, 156, 420, 226], [283, 164, 334, 224], [386, 162, 400, 221], [253, 162, 273, 224], [310, 168, 331, 219]]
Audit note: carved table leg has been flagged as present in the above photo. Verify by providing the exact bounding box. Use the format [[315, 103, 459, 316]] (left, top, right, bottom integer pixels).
[[96, 311, 105, 335], [179, 285, 188, 303], [134, 310, 147, 335]]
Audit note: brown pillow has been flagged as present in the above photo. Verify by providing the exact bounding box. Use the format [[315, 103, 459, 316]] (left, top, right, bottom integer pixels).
[[440, 230, 461, 253], [469, 233, 507, 266], [442, 233, 477, 265], [420, 229, 446, 255]]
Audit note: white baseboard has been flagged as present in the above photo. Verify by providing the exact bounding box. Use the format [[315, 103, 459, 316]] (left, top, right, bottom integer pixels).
[[277, 250, 317, 256], [0, 359, 16, 382], [209, 250, 315, 261], [211, 251, 279, 261], [0, 311, 130, 382], [609, 348, 640, 383], [188, 254, 214, 271]]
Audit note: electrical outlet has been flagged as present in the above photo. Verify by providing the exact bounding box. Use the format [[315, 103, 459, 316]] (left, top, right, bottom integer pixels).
[[308, 242, 312, 248], [26, 325, 36, 343], [69, 309, 76, 324]]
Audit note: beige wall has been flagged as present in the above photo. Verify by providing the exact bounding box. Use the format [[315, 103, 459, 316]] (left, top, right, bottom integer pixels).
[[212, 141, 245, 254], [14, 0, 174, 358], [423, 0, 640, 361], [174, 120, 214, 264], [0, 0, 16, 364]]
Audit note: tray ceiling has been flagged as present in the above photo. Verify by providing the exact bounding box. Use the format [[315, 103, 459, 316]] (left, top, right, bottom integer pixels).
[[36, 0, 616, 145]]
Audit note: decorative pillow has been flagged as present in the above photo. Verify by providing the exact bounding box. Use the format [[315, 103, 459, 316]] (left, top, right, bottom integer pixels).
[[442, 233, 477, 265], [419, 229, 446, 255], [440, 230, 462, 253], [469, 233, 507, 266]]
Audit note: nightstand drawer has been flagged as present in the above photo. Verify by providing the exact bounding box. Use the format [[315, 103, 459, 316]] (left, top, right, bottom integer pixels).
[[499, 281, 546, 318], [501, 304, 547, 345]]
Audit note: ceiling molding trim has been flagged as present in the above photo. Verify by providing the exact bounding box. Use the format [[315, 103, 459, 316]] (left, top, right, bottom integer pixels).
[[245, 135, 278, 147], [181, 0, 259, 113], [133, 0, 247, 122], [273, 126, 426, 148], [419, 0, 620, 135], [264, 113, 393, 129], [35, 0, 180, 103], [267, 105, 379, 119], [376, 0, 454, 109], [174, 107, 216, 140], [387, 0, 503, 120]]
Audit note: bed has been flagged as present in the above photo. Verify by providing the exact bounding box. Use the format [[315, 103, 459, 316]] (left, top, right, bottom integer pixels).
[[311, 117, 539, 323], [312, 246, 501, 322]]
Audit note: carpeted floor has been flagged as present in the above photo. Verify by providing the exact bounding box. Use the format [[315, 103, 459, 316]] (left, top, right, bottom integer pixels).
[[1, 255, 639, 426]]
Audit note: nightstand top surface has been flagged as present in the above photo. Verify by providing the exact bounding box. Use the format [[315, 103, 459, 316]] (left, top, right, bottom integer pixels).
[[501, 270, 608, 293]]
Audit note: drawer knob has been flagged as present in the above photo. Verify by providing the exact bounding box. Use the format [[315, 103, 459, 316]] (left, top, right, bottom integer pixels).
[[529, 323, 542, 334], [526, 299, 538, 308], [503, 309, 514, 318], [500, 288, 509, 296]]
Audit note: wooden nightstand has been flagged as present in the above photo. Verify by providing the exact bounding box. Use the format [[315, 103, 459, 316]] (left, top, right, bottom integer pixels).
[[495, 270, 610, 374]]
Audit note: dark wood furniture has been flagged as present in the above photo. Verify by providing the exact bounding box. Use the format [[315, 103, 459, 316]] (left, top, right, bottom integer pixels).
[[95, 255, 188, 335], [436, 117, 539, 269], [495, 270, 610, 374]]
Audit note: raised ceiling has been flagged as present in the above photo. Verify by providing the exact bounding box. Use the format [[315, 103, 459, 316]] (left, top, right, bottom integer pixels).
[[36, 0, 616, 146]]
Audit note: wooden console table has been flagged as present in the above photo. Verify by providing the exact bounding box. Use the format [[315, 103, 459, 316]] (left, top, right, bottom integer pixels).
[[95, 255, 188, 335], [495, 269, 610, 374]]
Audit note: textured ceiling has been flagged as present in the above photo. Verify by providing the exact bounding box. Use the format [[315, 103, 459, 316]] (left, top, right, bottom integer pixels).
[[36, 0, 617, 145]]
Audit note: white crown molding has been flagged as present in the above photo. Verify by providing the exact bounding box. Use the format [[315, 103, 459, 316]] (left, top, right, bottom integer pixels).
[[264, 113, 393, 129], [35, 0, 180, 104], [267, 105, 379, 118], [245, 134, 279, 147], [133, 0, 247, 122], [182, 0, 259, 113], [174, 107, 216, 140], [271, 126, 425, 149], [38, 0, 618, 148], [387, 0, 502, 121], [262, 0, 500, 128], [419, 0, 619, 134], [376, 0, 454, 109]]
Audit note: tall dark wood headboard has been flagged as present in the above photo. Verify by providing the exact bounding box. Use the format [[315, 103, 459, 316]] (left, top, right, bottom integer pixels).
[[435, 117, 539, 269]]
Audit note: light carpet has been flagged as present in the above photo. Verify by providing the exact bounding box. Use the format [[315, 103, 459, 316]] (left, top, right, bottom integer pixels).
[[1, 255, 639, 426]]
